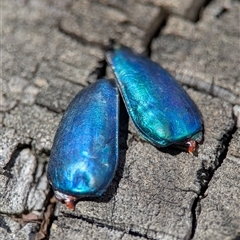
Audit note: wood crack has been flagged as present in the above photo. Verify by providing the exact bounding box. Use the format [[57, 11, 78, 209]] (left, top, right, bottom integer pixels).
[[190, 123, 237, 239]]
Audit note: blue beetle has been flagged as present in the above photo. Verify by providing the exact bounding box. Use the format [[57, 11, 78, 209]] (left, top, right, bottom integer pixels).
[[47, 79, 119, 209], [106, 46, 203, 153]]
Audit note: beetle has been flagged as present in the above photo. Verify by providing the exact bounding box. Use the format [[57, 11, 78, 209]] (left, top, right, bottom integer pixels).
[[47, 79, 119, 209], [106, 45, 203, 153]]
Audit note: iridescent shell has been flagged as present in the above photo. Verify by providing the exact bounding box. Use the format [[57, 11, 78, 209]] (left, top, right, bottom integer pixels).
[[47, 79, 119, 209], [106, 46, 203, 153]]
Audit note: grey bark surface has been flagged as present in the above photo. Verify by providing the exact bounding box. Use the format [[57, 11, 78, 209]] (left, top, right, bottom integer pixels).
[[193, 129, 240, 240], [1, 0, 239, 239]]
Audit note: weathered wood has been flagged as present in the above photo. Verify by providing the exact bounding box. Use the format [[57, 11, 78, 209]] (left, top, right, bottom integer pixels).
[[58, 0, 164, 52], [152, 0, 240, 105], [1, 0, 239, 239], [193, 129, 240, 240]]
